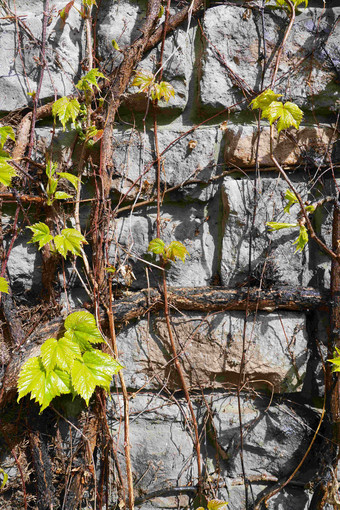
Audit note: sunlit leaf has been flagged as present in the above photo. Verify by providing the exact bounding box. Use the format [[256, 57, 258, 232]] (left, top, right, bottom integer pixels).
[[70, 359, 97, 405], [0, 126, 15, 149], [250, 89, 282, 111], [152, 81, 175, 102], [82, 349, 123, 391], [0, 468, 8, 489], [56, 172, 80, 190], [64, 311, 103, 349], [54, 191, 73, 200], [27, 222, 53, 249], [58, 0, 75, 22], [52, 97, 80, 131], [40, 336, 82, 373], [293, 225, 308, 252], [0, 277, 9, 294], [76, 68, 107, 92], [54, 228, 87, 258], [284, 189, 299, 213], [207, 500, 229, 510], [148, 238, 165, 255], [112, 39, 121, 51], [0, 151, 17, 187], [266, 221, 298, 231], [261, 101, 303, 133], [165, 241, 189, 263], [131, 70, 155, 93]]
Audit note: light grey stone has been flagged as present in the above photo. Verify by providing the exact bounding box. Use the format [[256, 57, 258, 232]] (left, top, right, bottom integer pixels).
[[200, 6, 340, 112], [6, 232, 42, 296], [114, 311, 308, 393], [220, 174, 323, 287], [0, 0, 85, 112]]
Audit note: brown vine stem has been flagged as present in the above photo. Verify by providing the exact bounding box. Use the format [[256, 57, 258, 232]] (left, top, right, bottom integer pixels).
[[270, 0, 295, 89], [107, 276, 135, 510], [161, 269, 202, 491]]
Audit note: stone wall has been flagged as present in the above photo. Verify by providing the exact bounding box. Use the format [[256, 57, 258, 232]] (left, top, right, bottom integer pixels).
[[0, 0, 339, 509]]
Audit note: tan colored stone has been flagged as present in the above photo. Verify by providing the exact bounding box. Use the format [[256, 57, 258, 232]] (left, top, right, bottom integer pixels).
[[224, 125, 334, 167]]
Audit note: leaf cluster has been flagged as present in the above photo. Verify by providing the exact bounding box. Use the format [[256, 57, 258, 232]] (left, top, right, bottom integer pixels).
[[131, 70, 175, 102], [0, 125, 17, 187], [250, 89, 303, 134], [17, 311, 123, 412], [27, 222, 87, 259], [45, 159, 80, 205], [197, 499, 228, 510], [148, 238, 189, 263]]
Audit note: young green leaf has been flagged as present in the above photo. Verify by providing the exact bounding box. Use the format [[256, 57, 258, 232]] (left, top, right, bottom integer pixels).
[[266, 221, 298, 231], [148, 238, 165, 255], [58, 0, 75, 22], [57, 172, 80, 190], [0, 151, 17, 187], [293, 225, 308, 252], [52, 97, 80, 130], [165, 241, 189, 263], [0, 126, 15, 149], [284, 189, 299, 213], [0, 468, 8, 489], [82, 350, 123, 390], [152, 81, 175, 102], [207, 500, 229, 510], [0, 277, 9, 294], [54, 228, 87, 258], [40, 336, 82, 373], [76, 68, 107, 92], [54, 191, 73, 200], [70, 359, 97, 405], [112, 39, 121, 51], [64, 311, 103, 349], [250, 89, 282, 111], [131, 70, 155, 93], [261, 101, 303, 133], [27, 222, 53, 249]]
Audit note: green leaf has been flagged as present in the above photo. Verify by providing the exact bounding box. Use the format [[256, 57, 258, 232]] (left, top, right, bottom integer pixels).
[[0, 126, 15, 149], [0, 151, 17, 187], [207, 500, 228, 510], [71, 350, 123, 405], [54, 228, 87, 258], [111, 39, 121, 51], [64, 311, 103, 349], [58, 0, 75, 22], [54, 191, 73, 200], [148, 238, 165, 256], [17, 357, 71, 412], [0, 468, 8, 489], [152, 81, 175, 102], [57, 172, 80, 190], [131, 70, 155, 93], [266, 221, 298, 231], [293, 225, 308, 252], [0, 277, 9, 294], [40, 337, 82, 373], [273, 0, 308, 9], [284, 189, 299, 213], [76, 68, 107, 92], [52, 97, 80, 130], [165, 241, 189, 263], [261, 101, 303, 134], [82, 0, 96, 5], [27, 222, 53, 249], [250, 89, 282, 111], [158, 4, 164, 17]]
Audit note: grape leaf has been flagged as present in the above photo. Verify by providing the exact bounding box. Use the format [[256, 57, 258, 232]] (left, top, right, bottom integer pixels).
[[54, 228, 87, 258], [0, 126, 15, 149], [40, 336, 82, 373], [151, 81, 175, 102], [165, 241, 189, 263], [54, 191, 73, 200], [148, 238, 165, 255], [17, 357, 71, 412], [0, 277, 9, 294], [284, 189, 299, 213], [52, 97, 80, 130], [250, 89, 282, 111], [64, 311, 103, 349], [71, 350, 123, 404], [293, 225, 308, 252], [261, 101, 303, 133], [266, 221, 298, 231], [207, 500, 229, 510], [131, 70, 155, 93], [57, 172, 80, 190], [27, 222, 53, 249], [76, 68, 107, 92], [0, 151, 17, 187]]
